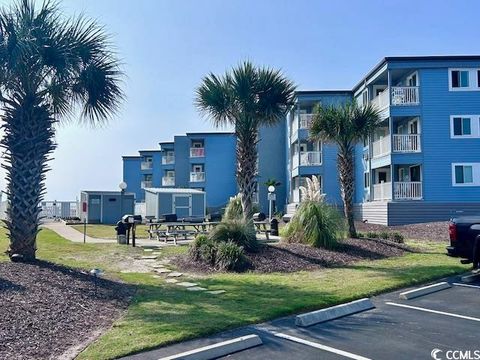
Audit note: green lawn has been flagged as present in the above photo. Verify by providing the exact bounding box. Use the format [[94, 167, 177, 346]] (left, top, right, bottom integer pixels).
[[0, 228, 468, 360], [70, 224, 150, 239]]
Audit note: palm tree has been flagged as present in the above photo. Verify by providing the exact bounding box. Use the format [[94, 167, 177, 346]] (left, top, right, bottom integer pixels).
[[0, 0, 124, 261], [310, 101, 381, 238], [196, 62, 296, 220]]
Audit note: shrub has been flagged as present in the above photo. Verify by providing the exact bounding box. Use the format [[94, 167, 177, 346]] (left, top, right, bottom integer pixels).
[[189, 235, 217, 265], [284, 201, 344, 249], [389, 232, 405, 243], [209, 220, 259, 252], [215, 241, 249, 271], [379, 231, 390, 240], [223, 194, 243, 221], [366, 231, 379, 238], [357, 232, 365, 238]]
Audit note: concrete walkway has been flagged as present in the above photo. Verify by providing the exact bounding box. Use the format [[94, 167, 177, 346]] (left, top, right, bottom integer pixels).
[[42, 221, 164, 246]]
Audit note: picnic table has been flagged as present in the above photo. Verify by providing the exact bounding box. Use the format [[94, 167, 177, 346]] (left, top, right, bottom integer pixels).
[[147, 221, 221, 244]]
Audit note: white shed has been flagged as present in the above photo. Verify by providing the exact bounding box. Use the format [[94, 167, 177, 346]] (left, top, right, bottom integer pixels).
[[145, 188, 206, 220]]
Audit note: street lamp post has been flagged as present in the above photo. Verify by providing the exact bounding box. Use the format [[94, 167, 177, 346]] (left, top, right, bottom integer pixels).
[[119, 181, 127, 218], [267, 185, 276, 222]]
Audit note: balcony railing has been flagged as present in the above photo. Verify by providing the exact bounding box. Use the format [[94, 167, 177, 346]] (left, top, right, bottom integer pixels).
[[141, 180, 152, 189], [373, 182, 392, 201], [391, 86, 419, 106], [300, 151, 322, 166], [190, 172, 205, 182], [372, 136, 391, 158], [392, 134, 421, 153], [371, 86, 420, 110], [141, 161, 153, 170], [162, 155, 175, 165], [394, 182, 422, 200], [162, 176, 175, 186], [190, 148, 205, 157], [299, 114, 314, 129]]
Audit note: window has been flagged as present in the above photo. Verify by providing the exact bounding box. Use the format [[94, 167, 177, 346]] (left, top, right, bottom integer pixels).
[[449, 68, 480, 91], [455, 165, 473, 184], [362, 90, 368, 106], [451, 70, 469, 88], [364, 172, 370, 188], [452, 163, 480, 186], [450, 115, 480, 138]]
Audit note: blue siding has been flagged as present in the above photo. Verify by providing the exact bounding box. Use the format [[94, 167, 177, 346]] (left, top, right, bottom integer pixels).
[[123, 157, 143, 200]]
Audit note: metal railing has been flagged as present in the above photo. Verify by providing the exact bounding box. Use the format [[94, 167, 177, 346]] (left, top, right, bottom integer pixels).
[[162, 155, 175, 164], [190, 172, 205, 182], [141, 180, 153, 189], [162, 176, 175, 186], [392, 134, 421, 153], [190, 148, 205, 157], [141, 161, 153, 170], [394, 182, 422, 200], [300, 151, 322, 166], [372, 136, 391, 158]]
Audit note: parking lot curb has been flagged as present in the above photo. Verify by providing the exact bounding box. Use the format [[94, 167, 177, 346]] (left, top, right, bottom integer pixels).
[[399, 282, 450, 300], [158, 334, 262, 360], [295, 298, 375, 327], [461, 273, 480, 283]]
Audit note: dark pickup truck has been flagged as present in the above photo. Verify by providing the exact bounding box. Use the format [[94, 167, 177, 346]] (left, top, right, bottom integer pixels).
[[447, 216, 480, 267]]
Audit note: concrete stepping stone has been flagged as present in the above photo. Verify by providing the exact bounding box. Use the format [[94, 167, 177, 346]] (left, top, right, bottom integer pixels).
[[143, 249, 154, 252], [141, 255, 158, 260], [207, 290, 226, 295], [177, 282, 198, 287], [165, 278, 179, 283], [152, 275, 162, 278], [155, 268, 172, 274], [167, 272, 183, 277], [187, 286, 207, 291], [151, 264, 166, 269]]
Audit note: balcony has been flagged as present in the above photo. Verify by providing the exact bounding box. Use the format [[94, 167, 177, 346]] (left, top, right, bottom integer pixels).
[[371, 86, 420, 111], [190, 148, 205, 158], [300, 151, 322, 166], [392, 134, 421, 153], [141, 161, 153, 170], [162, 155, 175, 165], [394, 181, 422, 200], [190, 172, 205, 182], [141, 180, 152, 189], [372, 181, 423, 201], [162, 176, 175, 186], [372, 136, 391, 158], [299, 114, 314, 129]]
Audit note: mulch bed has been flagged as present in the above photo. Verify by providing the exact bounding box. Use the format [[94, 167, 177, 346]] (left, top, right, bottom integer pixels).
[[174, 237, 413, 274], [0, 261, 134, 360], [355, 221, 450, 242]]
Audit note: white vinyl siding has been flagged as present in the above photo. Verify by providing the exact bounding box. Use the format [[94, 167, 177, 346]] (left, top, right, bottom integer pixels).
[[452, 163, 480, 186]]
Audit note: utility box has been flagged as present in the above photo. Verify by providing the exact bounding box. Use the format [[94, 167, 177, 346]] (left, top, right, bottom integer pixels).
[[80, 191, 135, 224], [145, 188, 206, 221]]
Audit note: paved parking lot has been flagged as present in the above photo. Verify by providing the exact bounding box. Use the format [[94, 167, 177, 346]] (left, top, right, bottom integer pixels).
[[123, 274, 480, 360]]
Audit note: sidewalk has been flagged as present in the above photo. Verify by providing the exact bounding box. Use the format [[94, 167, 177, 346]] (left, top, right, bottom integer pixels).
[[42, 221, 186, 247]]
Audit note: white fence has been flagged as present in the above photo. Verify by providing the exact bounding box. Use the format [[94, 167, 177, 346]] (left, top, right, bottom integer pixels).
[[392, 134, 421, 153], [372, 136, 391, 158], [373, 182, 392, 201], [394, 182, 422, 200]]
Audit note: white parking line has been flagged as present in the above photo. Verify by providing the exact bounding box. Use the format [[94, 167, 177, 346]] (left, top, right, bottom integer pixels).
[[386, 302, 480, 322], [272, 332, 371, 360], [452, 282, 480, 289]]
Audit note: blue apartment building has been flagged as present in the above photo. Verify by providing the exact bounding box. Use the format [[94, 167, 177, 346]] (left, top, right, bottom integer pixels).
[[123, 55, 480, 224]]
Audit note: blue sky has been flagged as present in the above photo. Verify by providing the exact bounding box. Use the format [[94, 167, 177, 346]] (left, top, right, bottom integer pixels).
[[1, 0, 480, 200]]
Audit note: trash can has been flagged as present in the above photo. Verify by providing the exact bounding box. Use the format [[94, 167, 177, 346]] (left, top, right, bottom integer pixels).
[[270, 218, 279, 236], [115, 221, 127, 244], [253, 212, 266, 221]]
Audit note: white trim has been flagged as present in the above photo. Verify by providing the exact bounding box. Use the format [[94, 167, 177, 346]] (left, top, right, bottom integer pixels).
[[452, 163, 480, 187], [450, 115, 480, 138], [448, 68, 480, 91], [172, 194, 192, 216], [406, 71, 419, 86]]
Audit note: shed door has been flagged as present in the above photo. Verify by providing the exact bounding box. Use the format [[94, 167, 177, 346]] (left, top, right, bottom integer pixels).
[[172, 195, 192, 218], [89, 195, 101, 223]]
